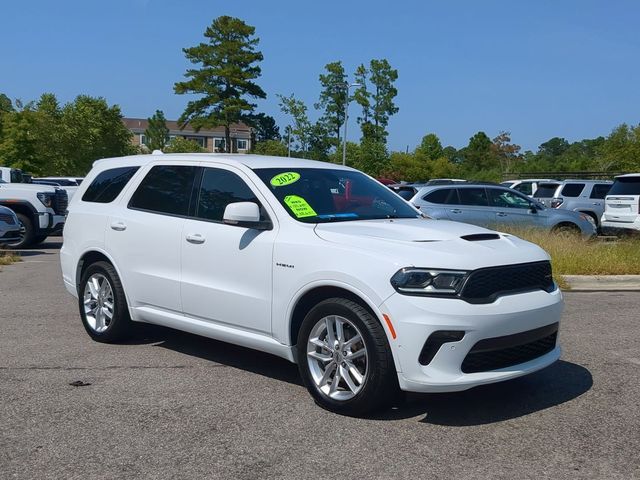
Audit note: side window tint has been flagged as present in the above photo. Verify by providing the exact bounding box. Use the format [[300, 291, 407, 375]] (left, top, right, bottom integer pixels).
[[424, 188, 458, 204], [196, 168, 261, 222], [561, 183, 585, 197], [590, 184, 611, 199], [128, 165, 198, 216], [82, 167, 140, 203], [488, 188, 531, 209], [457, 188, 489, 206]]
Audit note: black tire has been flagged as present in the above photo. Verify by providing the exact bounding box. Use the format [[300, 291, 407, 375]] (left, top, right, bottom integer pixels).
[[78, 261, 132, 343], [5, 213, 34, 249], [296, 297, 398, 416], [552, 223, 581, 237], [32, 235, 48, 245]]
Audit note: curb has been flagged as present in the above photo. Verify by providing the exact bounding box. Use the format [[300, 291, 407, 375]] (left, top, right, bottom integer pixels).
[[562, 275, 640, 291]]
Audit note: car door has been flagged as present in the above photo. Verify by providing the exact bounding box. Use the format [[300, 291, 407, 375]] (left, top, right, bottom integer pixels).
[[180, 165, 277, 334], [105, 163, 199, 313], [487, 187, 545, 228], [588, 183, 611, 218], [450, 187, 493, 227]]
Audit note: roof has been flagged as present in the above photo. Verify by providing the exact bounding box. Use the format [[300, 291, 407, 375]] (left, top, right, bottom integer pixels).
[[122, 118, 252, 138], [93, 153, 354, 172], [615, 173, 640, 178]]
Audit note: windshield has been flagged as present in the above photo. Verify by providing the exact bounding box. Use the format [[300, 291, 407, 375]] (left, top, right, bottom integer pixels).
[[609, 177, 640, 195], [253, 167, 420, 223]]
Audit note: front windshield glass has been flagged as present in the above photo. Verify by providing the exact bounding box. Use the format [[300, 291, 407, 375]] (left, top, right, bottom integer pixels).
[[253, 167, 421, 223]]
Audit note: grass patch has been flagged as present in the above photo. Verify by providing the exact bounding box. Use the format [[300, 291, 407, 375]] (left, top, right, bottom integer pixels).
[[0, 251, 21, 268], [501, 228, 640, 281]]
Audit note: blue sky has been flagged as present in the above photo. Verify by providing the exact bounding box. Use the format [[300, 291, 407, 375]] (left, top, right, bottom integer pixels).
[[2, 0, 639, 152]]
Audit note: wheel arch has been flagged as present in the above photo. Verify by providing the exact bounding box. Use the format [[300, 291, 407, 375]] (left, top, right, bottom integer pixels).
[[76, 249, 132, 309]]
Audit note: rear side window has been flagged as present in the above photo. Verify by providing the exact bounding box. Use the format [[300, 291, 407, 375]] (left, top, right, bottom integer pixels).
[[590, 184, 612, 199], [128, 165, 198, 216], [82, 167, 139, 203], [608, 178, 640, 195], [196, 168, 261, 222], [560, 183, 585, 197], [533, 183, 560, 198], [457, 188, 489, 206], [423, 188, 459, 204]]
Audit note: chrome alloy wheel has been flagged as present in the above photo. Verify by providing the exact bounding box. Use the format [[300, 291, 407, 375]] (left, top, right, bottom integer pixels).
[[306, 315, 368, 401], [83, 273, 115, 333]]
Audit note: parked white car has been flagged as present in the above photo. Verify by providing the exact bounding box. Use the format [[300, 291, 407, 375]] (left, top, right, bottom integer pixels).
[[601, 173, 640, 232], [60, 154, 563, 415], [501, 179, 556, 197]]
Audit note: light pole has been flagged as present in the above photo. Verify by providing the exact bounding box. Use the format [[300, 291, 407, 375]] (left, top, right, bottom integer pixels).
[[342, 82, 361, 166]]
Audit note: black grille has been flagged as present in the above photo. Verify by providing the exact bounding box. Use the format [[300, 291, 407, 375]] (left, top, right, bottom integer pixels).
[[0, 213, 16, 224], [461, 323, 558, 373], [52, 189, 68, 215], [460, 261, 554, 304]]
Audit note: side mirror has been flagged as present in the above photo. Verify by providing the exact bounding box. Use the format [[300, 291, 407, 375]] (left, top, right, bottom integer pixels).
[[529, 204, 538, 214], [223, 202, 271, 230]]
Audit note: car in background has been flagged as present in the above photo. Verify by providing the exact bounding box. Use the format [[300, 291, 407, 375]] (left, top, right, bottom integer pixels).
[[532, 180, 612, 229], [387, 184, 418, 201], [411, 183, 596, 237], [423, 178, 467, 186], [601, 174, 640, 233], [501, 179, 556, 197], [33, 177, 81, 200], [0, 206, 21, 244]]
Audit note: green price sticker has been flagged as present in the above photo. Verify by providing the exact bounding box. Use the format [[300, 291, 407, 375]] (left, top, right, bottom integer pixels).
[[270, 172, 300, 187], [284, 195, 317, 218]]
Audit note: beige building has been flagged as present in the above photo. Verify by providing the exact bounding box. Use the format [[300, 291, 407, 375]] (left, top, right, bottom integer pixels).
[[123, 118, 252, 153]]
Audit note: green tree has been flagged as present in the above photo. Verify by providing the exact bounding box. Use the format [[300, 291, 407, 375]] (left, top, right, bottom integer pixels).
[[353, 64, 370, 126], [538, 137, 570, 159], [253, 139, 287, 156], [491, 131, 522, 173], [144, 110, 169, 151], [174, 16, 266, 153], [415, 133, 443, 161], [277, 93, 312, 156], [164, 137, 207, 153], [460, 131, 498, 172], [248, 113, 280, 142], [315, 61, 347, 146], [0, 93, 13, 140]]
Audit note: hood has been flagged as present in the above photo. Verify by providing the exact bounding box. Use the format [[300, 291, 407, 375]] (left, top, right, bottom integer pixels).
[[314, 218, 550, 270], [0, 183, 58, 193]]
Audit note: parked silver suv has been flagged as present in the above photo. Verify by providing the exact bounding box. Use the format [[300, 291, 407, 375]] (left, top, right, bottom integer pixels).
[[532, 180, 612, 229], [411, 183, 596, 236]]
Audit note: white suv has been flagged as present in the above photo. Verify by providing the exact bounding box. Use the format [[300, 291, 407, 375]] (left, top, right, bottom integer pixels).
[[601, 174, 640, 233], [60, 154, 563, 415]]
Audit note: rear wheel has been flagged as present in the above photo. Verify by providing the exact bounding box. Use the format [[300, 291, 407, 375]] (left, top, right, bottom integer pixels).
[[297, 298, 398, 416], [4, 213, 34, 249], [552, 223, 581, 237], [79, 261, 132, 343]]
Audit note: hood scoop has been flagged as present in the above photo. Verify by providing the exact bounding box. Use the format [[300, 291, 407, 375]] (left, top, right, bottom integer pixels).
[[461, 233, 501, 241]]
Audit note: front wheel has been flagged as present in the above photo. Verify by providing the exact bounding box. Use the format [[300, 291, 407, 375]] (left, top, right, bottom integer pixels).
[[4, 213, 34, 249], [297, 298, 398, 416], [78, 261, 132, 343]]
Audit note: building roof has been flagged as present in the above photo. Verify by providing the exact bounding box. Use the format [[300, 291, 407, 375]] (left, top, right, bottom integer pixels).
[[123, 117, 252, 138], [93, 153, 353, 172]]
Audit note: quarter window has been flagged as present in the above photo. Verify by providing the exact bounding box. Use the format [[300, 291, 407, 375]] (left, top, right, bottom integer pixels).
[[457, 188, 489, 206], [513, 182, 533, 196], [196, 168, 261, 222], [590, 184, 611, 199], [424, 188, 459, 204], [82, 167, 140, 203], [128, 165, 198, 216], [561, 183, 585, 197]]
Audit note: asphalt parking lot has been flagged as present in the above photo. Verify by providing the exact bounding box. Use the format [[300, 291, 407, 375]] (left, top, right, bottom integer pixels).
[[1, 239, 639, 480]]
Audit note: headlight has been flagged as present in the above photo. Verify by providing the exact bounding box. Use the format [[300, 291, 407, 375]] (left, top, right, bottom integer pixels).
[[37, 192, 54, 208], [390, 268, 469, 296]]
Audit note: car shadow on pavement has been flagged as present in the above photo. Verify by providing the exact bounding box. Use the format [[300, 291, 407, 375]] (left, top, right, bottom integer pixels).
[[127, 325, 592, 425], [129, 324, 302, 386], [377, 360, 593, 426]]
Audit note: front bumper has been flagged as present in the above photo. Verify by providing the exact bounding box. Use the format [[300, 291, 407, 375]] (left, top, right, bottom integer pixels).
[[0, 228, 21, 241], [380, 288, 564, 393], [36, 212, 66, 235]]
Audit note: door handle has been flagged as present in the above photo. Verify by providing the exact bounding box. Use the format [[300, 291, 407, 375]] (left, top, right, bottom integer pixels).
[[450, 209, 462, 214], [496, 212, 507, 217], [186, 233, 205, 244], [110, 221, 127, 231], [592, 202, 601, 206]]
